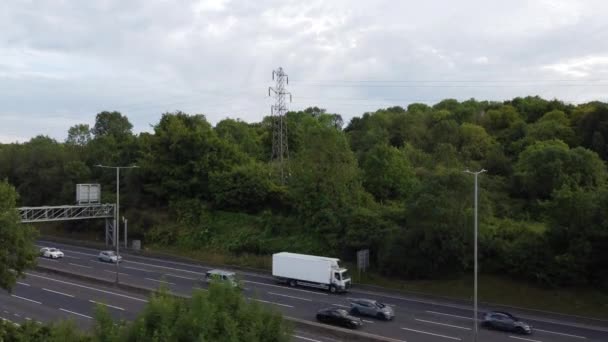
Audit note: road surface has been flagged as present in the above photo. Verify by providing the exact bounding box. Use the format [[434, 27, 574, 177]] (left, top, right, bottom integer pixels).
[[7, 240, 605, 342]]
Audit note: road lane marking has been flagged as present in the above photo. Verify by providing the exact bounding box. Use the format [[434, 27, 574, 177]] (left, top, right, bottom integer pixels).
[[293, 335, 322, 342], [122, 266, 152, 272], [60, 308, 92, 319], [89, 300, 125, 311], [268, 292, 313, 302], [415, 318, 471, 330], [17, 282, 30, 286], [13, 314, 20, 317], [165, 273, 197, 280], [25, 272, 148, 303], [145, 278, 176, 285], [362, 319, 374, 323], [42, 288, 74, 298], [331, 304, 349, 308], [25, 317, 31, 321], [11, 295, 41, 304], [63, 255, 80, 260], [534, 329, 586, 339], [1, 317, 20, 326], [401, 327, 461, 340], [508, 336, 542, 342], [426, 310, 476, 320], [103, 270, 129, 277], [243, 280, 328, 296], [39, 258, 59, 262], [250, 298, 294, 308], [125, 260, 203, 275], [69, 263, 92, 269]]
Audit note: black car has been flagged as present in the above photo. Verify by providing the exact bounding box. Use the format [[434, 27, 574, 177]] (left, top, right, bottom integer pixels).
[[316, 307, 363, 329], [481, 311, 532, 335]]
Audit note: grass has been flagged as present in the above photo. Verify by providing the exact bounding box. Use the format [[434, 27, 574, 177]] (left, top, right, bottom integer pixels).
[[39, 226, 608, 320]]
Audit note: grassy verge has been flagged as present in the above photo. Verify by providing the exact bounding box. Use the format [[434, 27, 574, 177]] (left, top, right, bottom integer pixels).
[[39, 228, 608, 320]]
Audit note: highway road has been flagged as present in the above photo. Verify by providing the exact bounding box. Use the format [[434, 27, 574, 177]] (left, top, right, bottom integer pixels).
[[0, 271, 337, 342], [8, 239, 606, 342]]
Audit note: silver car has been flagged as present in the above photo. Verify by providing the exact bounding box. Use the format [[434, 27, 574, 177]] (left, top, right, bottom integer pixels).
[[349, 298, 394, 320], [98, 250, 122, 263]]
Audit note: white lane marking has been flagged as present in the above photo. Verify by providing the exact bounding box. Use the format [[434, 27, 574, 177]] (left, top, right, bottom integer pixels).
[[251, 298, 294, 308], [243, 280, 328, 296], [13, 313, 20, 317], [60, 308, 92, 319], [17, 282, 30, 287], [332, 304, 349, 308], [69, 263, 92, 269], [268, 292, 313, 302], [534, 328, 586, 339], [362, 319, 374, 324], [426, 310, 476, 321], [11, 295, 42, 305], [125, 260, 203, 275], [292, 335, 322, 342], [25, 317, 31, 321], [1, 317, 20, 326], [508, 336, 543, 342], [39, 258, 59, 262], [415, 318, 471, 330], [165, 273, 197, 281], [25, 272, 148, 303], [122, 266, 152, 272], [192, 287, 208, 291], [63, 255, 80, 259], [401, 327, 461, 341], [42, 288, 74, 298], [3, 311, 7, 313], [145, 278, 176, 285], [89, 300, 125, 311], [103, 270, 129, 277]]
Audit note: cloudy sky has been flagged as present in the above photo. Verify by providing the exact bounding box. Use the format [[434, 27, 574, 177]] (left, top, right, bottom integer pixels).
[[1, 0, 607, 142]]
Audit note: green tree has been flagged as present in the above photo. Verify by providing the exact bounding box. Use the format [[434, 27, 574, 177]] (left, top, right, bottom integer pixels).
[[91, 111, 133, 139], [66, 124, 92, 147], [0, 180, 38, 291], [360, 144, 417, 202]]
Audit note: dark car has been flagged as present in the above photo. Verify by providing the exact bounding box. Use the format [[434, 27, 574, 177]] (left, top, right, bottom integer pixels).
[[481, 311, 532, 335], [316, 307, 363, 329], [349, 298, 394, 320]]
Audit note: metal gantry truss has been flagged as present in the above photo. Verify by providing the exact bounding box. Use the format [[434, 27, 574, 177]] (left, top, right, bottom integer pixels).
[[18, 204, 118, 246]]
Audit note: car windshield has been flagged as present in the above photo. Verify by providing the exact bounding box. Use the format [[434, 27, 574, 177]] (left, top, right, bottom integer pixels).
[[48, 248, 57, 252], [336, 309, 348, 316], [375, 302, 385, 309], [105, 251, 116, 256], [341, 270, 350, 279]]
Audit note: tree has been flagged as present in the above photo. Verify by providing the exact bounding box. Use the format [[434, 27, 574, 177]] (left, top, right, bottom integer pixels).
[[514, 140, 607, 200], [458, 123, 496, 161], [0, 180, 38, 291], [361, 144, 417, 202], [91, 111, 133, 139], [66, 124, 92, 146]]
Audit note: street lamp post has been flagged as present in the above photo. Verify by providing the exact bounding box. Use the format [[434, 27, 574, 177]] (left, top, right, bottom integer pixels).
[[95, 164, 138, 285], [464, 168, 486, 342]]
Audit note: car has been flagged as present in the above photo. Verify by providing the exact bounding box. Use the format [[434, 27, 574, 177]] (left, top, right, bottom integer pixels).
[[481, 311, 532, 335], [349, 298, 394, 320], [40, 247, 64, 259], [204, 269, 238, 287], [316, 307, 363, 329], [98, 250, 122, 263]]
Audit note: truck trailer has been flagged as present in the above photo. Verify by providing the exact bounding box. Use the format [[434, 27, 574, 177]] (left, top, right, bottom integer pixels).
[[272, 252, 351, 293]]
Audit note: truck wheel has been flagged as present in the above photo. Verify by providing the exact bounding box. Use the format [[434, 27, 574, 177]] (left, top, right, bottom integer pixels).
[[289, 279, 296, 287], [329, 285, 337, 294]]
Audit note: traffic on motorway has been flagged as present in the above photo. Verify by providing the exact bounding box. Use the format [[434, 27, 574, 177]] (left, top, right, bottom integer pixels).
[[23, 241, 608, 342]]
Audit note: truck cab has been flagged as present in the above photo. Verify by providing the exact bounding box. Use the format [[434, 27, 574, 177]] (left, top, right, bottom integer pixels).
[[331, 268, 351, 293]]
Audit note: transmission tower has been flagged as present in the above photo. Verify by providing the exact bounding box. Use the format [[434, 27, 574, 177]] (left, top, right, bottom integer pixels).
[[268, 67, 292, 184]]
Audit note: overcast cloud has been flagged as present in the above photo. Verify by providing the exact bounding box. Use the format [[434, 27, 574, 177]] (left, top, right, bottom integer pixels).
[[1, 0, 607, 142]]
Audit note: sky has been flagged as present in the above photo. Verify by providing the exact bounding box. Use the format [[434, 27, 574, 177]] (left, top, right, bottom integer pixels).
[[1, 0, 608, 143]]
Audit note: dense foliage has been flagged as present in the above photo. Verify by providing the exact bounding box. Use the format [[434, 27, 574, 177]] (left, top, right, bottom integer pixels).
[[1, 98, 608, 288], [0, 283, 290, 341]]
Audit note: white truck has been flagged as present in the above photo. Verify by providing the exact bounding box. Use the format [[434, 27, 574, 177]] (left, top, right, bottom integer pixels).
[[272, 252, 351, 293]]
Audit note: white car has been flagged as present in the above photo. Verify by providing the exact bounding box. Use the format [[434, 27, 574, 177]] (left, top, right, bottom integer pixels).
[[40, 247, 64, 259]]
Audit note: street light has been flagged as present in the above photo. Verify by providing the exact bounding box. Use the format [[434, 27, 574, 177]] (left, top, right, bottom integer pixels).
[[464, 168, 486, 342], [95, 164, 138, 285]]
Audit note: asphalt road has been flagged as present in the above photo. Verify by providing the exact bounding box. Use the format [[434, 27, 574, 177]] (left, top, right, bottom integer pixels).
[[17, 239, 608, 342], [0, 271, 338, 342]]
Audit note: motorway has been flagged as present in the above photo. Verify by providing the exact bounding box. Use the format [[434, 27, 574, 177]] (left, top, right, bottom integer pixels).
[[2, 240, 607, 342]]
